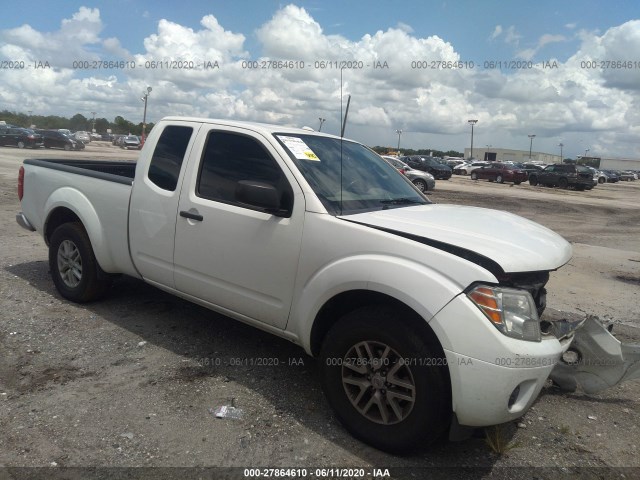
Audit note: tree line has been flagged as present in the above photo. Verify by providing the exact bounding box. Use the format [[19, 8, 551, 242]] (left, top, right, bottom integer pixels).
[[0, 110, 154, 135]]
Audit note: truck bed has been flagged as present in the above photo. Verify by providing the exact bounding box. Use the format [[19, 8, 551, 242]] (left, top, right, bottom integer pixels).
[[23, 159, 136, 185]]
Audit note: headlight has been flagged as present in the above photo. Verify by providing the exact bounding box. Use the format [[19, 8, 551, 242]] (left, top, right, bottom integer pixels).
[[467, 285, 541, 342]]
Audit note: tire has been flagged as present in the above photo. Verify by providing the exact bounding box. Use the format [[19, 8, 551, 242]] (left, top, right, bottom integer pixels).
[[598, 177, 605, 184], [49, 223, 112, 303], [575, 185, 586, 191], [64, 144, 71, 151], [17, 141, 25, 149], [470, 172, 478, 180], [558, 178, 568, 189], [496, 174, 504, 184], [460, 170, 467, 175], [514, 181, 521, 185], [413, 179, 428, 192], [529, 176, 538, 186], [319, 306, 450, 452]]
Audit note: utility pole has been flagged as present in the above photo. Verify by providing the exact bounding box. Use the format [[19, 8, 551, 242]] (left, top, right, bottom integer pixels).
[[395, 129, 402, 155], [318, 117, 325, 132], [528, 134, 536, 159], [141, 87, 152, 145], [468, 119, 478, 160]]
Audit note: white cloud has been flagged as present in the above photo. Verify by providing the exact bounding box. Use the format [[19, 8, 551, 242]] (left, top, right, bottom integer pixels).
[[504, 26, 522, 46], [1, 5, 640, 158]]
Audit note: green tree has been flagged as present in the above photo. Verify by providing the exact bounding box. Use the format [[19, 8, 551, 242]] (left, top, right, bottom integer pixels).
[[70, 113, 88, 131]]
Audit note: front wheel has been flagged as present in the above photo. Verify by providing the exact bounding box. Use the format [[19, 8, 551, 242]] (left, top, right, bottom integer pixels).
[[413, 179, 428, 192], [529, 176, 538, 186], [319, 306, 450, 452], [17, 141, 25, 149], [49, 223, 112, 303], [558, 178, 569, 189], [470, 172, 478, 180], [496, 174, 504, 184]]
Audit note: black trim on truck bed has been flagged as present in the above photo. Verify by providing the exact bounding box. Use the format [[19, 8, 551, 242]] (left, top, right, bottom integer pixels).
[[24, 159, 135, 185]]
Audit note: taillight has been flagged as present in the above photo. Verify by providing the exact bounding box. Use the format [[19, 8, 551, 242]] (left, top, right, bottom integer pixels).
[[18, 166, 24, 201], [400, 168, 408, 175]]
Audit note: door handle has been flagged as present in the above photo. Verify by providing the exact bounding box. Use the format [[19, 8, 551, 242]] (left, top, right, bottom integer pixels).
[[179, 210, 204, 222]]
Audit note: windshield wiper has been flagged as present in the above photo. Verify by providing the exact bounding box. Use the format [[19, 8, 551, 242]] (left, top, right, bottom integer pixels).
[[380, 198, 426, 209]]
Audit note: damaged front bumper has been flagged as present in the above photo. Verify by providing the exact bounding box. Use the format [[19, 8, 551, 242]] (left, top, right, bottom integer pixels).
[[549, 315, 640, 394]]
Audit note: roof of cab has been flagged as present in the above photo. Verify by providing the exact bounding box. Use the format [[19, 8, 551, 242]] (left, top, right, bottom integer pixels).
[[161, 116, 344, 140]]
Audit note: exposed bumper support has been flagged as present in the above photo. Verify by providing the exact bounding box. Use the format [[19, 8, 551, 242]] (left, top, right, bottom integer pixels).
[[549, 316, 640, 394], [16, 212, 36, 232]]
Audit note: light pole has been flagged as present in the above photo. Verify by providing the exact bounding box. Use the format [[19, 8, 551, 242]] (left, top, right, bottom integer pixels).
[[318, 117, 325, 132], [395, 129, 402, 155], [91, 111, 96, 133], [468, 119, 478, 160], [558, 142, 563, 163], [584, 148, 589, 159], [140, 86, 152, 145], [528, 134, 536, 159]]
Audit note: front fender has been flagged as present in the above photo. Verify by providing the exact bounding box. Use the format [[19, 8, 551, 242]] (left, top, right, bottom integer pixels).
[[289, 254, 486, 355]]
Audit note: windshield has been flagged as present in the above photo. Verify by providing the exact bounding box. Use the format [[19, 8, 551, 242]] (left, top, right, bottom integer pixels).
[[274, 134, 429, 215]]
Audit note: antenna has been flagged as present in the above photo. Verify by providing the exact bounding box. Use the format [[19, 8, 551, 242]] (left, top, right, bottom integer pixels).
[[340, 68, 344, 215], [341, 95, 351, 137]]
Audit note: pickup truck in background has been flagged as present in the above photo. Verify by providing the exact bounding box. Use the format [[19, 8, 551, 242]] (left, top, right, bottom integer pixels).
[[16, 117, 640, 452]]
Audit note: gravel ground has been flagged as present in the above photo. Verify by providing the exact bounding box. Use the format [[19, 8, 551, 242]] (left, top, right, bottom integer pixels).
[[0, 144, 639, 479]]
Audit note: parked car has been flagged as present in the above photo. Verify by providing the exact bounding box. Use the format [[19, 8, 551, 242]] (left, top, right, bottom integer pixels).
[[470, 163, 529, 184], [0, 127, 44, 148], [121, 135, 141, 149], [600, 170, 620, 183], [74, 131, 91, 143], [402, 155, 452, 179], [100, 133, 113, 141], [112, 134, 126, 146], [529, 164, 594, 190], [37, 130, 85, 151], [382, 156, 436, 192], [586, 167, 608, 184], [453, 161, 489, 175], [618, 171, 637, 181]]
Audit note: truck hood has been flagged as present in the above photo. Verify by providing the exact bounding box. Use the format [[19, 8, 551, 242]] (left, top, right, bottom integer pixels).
[[343, 204, 572, 274]]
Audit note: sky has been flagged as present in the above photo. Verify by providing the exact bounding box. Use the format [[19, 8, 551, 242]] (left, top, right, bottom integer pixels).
[[1, 0, 640, 158]]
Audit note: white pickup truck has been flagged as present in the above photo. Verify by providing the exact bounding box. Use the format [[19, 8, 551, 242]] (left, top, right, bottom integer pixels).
[[16, 117, 640, 452]]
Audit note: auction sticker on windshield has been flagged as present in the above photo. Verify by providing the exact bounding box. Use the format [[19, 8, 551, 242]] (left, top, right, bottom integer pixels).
[[277, 136, 320, 161]]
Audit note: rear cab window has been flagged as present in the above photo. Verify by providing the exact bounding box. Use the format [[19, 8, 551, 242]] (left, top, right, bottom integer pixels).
[[147, 125, 194, 191]]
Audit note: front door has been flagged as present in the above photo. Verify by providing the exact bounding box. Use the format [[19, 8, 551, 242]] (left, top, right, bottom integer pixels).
[[173, 127, 304, 329]]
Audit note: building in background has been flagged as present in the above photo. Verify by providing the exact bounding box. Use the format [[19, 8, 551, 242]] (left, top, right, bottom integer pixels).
[[463, 147, 562, 164]]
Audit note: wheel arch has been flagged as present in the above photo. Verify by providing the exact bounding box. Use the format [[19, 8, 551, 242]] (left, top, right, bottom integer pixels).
[[43, 191, 112, 271], [309, 289, 446, 362]]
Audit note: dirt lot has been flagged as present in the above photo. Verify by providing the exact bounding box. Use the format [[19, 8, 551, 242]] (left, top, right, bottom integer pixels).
[[0, 144, 639, 479]]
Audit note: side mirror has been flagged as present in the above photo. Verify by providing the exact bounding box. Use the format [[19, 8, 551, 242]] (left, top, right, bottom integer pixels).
[[235, 181, 290, 217]]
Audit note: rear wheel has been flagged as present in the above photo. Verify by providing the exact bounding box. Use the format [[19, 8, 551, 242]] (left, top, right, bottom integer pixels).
[[49, 223, 112, 303], [17, 141, 25, 149], [558, 178, 569, 189], [319, 306, 450, 452], [470, 172, 478, 180], [413, 179, 428, 192], [496, 174, 504, 184], [529, 176, 538, 186], [598, 177, 605, 184], [64, 144, 71, 151]]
